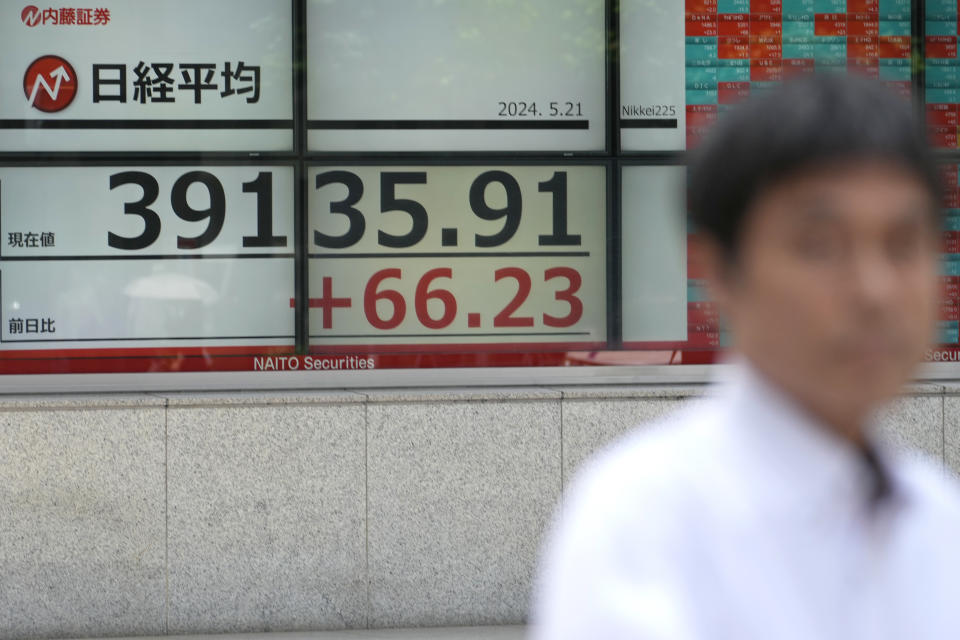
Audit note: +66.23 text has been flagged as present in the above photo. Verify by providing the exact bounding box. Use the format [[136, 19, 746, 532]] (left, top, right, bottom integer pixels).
[[297, 266, 583, 331]]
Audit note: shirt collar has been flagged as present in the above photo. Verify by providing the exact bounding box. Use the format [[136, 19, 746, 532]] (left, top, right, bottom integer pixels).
[[717, 359, 901, 516]]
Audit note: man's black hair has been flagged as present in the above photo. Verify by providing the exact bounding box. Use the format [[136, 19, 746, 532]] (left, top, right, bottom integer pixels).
[[687, 73, 941, 262]]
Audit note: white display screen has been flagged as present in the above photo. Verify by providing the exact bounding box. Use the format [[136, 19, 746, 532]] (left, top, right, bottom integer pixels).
[[0, 0, 294, 151], [306, 0, 607, 152], [620, 166, 687, 343], [307, 165, 608, 349], [0, 166, 295, 349], [619, 0, 686, 151]]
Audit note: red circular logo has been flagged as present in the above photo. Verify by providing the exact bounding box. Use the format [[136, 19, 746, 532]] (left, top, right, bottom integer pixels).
[[21, 5, 41, 26], [23, 55, 77, 112]]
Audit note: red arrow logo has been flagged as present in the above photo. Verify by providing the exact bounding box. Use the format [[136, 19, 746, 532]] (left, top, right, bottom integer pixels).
[[23, 55, 78, 112]]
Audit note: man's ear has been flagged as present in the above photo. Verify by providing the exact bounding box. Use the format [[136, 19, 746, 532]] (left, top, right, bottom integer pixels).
[[690, 233, 737, 320]]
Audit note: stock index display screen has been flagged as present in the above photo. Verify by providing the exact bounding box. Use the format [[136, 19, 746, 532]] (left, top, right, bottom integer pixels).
[[0, 0, 623, 376], [0, 0, 294, 151], [4, 0, 957, 378], [306, 0, 607, 152]]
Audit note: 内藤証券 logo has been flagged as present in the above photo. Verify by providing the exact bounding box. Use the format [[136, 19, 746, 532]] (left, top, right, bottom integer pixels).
[[20, 5, 41, 26]]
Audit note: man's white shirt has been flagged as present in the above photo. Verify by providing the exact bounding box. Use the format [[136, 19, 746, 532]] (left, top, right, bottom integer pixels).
[[530, 363, 960, 639]]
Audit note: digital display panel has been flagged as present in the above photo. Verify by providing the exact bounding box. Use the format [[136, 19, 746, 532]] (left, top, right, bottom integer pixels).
[[0, 0, 949, 378], [0, 166, 296, 360], [306, 0, 607, 152], [621, 0, 913, 151], [306, 165, 608, 352], [0, 0, 294, 151]]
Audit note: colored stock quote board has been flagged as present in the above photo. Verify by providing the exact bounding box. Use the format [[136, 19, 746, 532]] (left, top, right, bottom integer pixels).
[[0, 166, 296, 351], [0, 0, 294, 151], [620, 0, 912, 151], [937, 164, 960, 360], [926, 2, 960, 148], [306, 0, 606, 152], [305, 165, 607, 351]]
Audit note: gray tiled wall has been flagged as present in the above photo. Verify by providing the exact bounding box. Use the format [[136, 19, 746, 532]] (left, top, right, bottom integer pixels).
[[165, 397, 368, 633], [0, 397, 166, 640], [0, 383, 951, 639], [941, 389, 960, 472], [365, 391, 561, 628]]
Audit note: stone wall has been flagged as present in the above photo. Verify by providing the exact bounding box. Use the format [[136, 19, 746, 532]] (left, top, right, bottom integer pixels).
[[0, 382, 951, 639]]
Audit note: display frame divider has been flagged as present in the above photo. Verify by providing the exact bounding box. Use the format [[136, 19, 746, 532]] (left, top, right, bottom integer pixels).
[[607, 0, 619, 157], [302, 149, 612, 161], [294, 162, 308, 353], [302, 157, 614, 169], [294, 0, 309, 352], [294, 0, 307, 160], [607, 157, 621, 348], [0, 151, 301, 163]]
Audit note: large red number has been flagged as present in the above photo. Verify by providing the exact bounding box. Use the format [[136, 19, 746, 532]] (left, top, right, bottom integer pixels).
[[363, 266, 582, 331], [493, 267, 534, 327], [364, 268, 406, 329], [415, 268, 457, 329], [544, 267, 583, 327]]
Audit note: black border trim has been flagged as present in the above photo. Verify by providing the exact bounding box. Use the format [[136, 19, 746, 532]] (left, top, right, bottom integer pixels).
[[0, 119, 293, 129], [307, 120, 590, 130]]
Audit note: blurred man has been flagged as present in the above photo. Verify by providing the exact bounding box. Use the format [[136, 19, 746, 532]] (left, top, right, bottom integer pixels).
[[531, 74, 960, 639]]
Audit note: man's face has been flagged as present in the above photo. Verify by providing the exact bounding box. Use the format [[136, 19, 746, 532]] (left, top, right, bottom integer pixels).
[[707, 160, 941, 435]]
